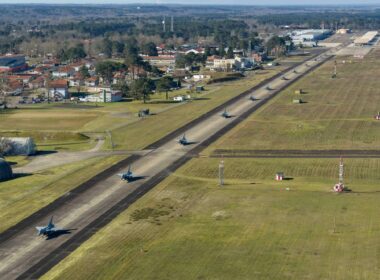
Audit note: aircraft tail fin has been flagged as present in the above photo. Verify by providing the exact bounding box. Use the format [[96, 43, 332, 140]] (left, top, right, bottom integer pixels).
[[48, 216, 54, 227]]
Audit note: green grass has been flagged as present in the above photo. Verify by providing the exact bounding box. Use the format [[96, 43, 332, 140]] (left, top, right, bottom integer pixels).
[[0, 155, 125, 233], [41, 157, 380, 280], [205, 50, 380, 153]]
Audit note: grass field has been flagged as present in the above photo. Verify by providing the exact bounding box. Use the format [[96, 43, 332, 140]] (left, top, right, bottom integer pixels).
[[205, 49, 380, 153], [41, 157, 380, 280], [0, 155, 125, 232], [0, 66, 287, 152]]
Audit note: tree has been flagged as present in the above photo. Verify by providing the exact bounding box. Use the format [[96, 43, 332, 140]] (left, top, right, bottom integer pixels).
[[219, 46, 226, 57], [142, 42, 158, 56], [101, 37, 113, 58], [156, 76, 173, 100], [112, 41, 125, 56], [175, 54, 187, 68], [112, 80, 129, 97], [57, 44, 87, 62], [79, 65, 90, 79], [266, 36, 286, 57], [130, 78, 155, 103], [95, 61, 115, 85], [226, 47, 234, 59], [124, 44, 142, 79]]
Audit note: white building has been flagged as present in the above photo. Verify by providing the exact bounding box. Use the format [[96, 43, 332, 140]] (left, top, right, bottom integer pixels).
[[290, 29, 332, 47], [86, 89, 123, 103], [48, 80, 69, 99]]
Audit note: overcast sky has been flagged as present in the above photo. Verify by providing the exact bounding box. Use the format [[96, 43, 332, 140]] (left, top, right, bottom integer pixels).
[[1, 0, 380, 5]]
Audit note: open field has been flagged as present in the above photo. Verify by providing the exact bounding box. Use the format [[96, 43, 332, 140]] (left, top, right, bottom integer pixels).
[[204, 49, 380, 154], [41, 157, 380, 280], [0, 155, 125, 232]]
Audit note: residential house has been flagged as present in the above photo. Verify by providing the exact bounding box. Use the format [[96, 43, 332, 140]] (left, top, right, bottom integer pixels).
[[6, 75, 34, 87], [85, 77, 99, 87], [4, 80, 23, 96], [52, 66, 75, 78], [69, 73, 85, 87], [48, 79, 69, 98], [29, 76, 45, 89], [112, 72, 126, 85]]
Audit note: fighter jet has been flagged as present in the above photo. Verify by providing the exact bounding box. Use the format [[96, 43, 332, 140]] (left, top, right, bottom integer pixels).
[[117, 166, 135, 182], [36, 217, 70, 239], [178, 134, 191, 146], [221, 108, 232, 118]]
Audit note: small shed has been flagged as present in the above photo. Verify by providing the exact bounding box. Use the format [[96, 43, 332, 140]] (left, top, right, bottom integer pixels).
[[275, 172, 284, 181]]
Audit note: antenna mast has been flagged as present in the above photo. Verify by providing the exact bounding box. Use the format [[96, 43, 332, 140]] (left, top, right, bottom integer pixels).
[[162, 17, 166, 32]]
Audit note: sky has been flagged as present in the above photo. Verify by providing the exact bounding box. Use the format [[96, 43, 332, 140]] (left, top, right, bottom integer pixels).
[[1, 0, 380, 5]]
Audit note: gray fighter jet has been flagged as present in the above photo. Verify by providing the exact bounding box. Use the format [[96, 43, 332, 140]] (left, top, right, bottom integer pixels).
[[221, 108, 232, 118], [36, 217, 70, 239], [117, 166, 135, 182], [178, 134, 191, 146]]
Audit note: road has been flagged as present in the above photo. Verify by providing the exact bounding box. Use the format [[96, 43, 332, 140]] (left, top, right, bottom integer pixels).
[[0, 47, 339, 280], [210, 149, 380, 158]]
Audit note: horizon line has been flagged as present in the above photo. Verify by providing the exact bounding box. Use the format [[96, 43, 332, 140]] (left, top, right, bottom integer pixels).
[[0, 3, 379, 7]]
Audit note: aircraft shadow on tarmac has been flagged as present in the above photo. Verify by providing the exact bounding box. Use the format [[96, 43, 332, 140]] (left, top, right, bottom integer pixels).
[[35, 150, 58, 156], [181, 141, 198, 146], [45, 229, 76, 240], [12, 173, 33, 179], [193, 97, 211, 101], [127, 175, 148, 182]]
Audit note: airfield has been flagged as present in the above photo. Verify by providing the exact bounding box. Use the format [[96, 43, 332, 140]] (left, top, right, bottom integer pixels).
[[0, 45, 336, 279], [1, 33, 380, 279], [36, 42, 380, 280]]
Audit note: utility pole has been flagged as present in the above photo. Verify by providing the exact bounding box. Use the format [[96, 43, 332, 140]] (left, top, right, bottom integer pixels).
[[219, 159, 224, 186], [332, 60, 337, 78], [339, 157, 344, 185]]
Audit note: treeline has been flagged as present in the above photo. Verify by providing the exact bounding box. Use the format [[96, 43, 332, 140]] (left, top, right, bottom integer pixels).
[[257, 11, 380, 30]]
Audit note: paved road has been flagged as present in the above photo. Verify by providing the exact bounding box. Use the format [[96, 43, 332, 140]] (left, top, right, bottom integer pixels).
[[210, 149, 380, 158], [0, 48, 338, 280]]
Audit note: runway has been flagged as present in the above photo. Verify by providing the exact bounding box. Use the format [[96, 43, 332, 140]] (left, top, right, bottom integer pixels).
[[0, 47, 338, 280]]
